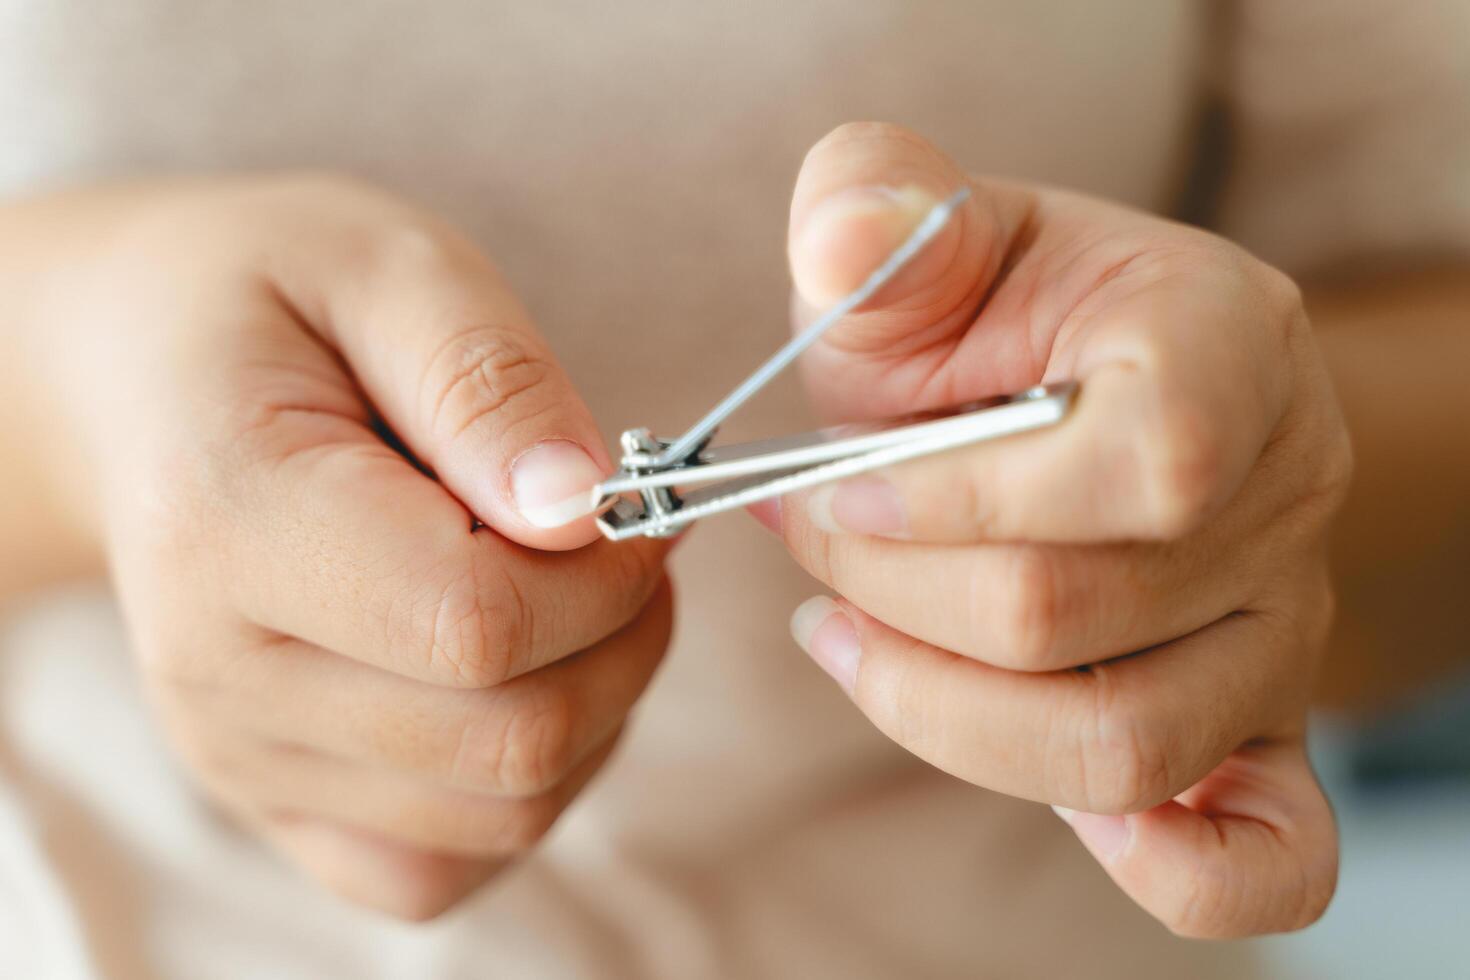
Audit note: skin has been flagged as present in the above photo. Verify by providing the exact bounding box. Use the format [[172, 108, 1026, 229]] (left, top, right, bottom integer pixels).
[[0, 124, 1465, 935], [0, 175, 673, 920], [774, 123, 1351, 938]]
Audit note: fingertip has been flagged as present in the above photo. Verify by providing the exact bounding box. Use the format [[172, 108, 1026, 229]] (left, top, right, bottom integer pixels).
[[745, 497, 783, 536], [1084, 795, 1338, 938], [789, 595, 861, 694], [1052, 805, 1132, 863], [503, 440, 609, 550], [790, 184, 947, 306]]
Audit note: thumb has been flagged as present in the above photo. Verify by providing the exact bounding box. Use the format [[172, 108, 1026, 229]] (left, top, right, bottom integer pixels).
[[788, 122, 1033, 418], [270, 181, 610, 550], [1052, 739, 1339, 938]]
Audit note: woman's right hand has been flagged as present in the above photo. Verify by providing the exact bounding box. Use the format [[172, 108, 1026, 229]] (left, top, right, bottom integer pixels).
[[4, 175, 672, 919]]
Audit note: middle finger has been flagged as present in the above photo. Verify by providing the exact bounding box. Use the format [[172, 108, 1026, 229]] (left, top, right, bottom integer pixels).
[[779, 501, 1256, 671], [164, 579, 672, 798]]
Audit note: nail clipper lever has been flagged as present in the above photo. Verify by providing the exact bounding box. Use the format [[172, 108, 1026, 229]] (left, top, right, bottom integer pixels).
[[590, 187, 1076, 541]]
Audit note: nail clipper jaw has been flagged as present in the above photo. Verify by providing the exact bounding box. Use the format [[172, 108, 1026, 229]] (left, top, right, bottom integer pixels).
[[593, 188, 980, 542], [595, 428, 687, 539], [593, 383, 1077, 541]]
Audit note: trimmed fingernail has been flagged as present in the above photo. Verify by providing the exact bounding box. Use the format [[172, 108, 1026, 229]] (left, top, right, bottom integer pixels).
[[747, 497, 783, 535], [1051, 805, 1131, 862], [795, 185, 941, 305], [808, 476, 907, 537], [511, 441, 606, 528], [789, 596, 861, 694], [798, 184, 939, 251]]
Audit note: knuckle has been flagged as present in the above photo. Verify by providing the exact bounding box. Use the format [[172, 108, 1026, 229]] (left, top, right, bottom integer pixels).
[[371, 221, 459, 279], [988, 548, 1063, 669], [479, 683, 577, 797], [421, 323, 556, 445], [1073, 679, 1173, 814], [1255, 260, 1306, 321], [423, 573, 513, 689], [1140, 399, 1223, 540]]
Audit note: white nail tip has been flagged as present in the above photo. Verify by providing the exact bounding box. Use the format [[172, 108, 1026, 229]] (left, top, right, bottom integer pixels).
[[806, 484, 843, 534], [520, 490, 599, 529], [790, 595, 840, 651]]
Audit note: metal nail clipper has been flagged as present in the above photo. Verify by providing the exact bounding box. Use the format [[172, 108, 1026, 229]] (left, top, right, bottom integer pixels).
[[590, 187, 1076, 541]]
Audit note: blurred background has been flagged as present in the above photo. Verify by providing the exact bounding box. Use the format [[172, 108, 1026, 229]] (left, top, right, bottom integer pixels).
[[1256, 712, 1470, 977], [2, 2, 1467, 978]]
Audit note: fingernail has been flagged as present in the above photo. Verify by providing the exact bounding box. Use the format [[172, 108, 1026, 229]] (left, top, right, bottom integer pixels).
[[511, 441, 606, 528], [798, 184, 939, 252], [789, 596, 861, 694], [807, 476, 907, 537], [1051, 805, 1131, 863], [747, 498, 783, 535], [794, 185, 941, 305]]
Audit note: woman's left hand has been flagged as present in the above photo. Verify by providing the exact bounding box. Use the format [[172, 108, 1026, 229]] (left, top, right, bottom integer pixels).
[[765, 123, 1352, 938]]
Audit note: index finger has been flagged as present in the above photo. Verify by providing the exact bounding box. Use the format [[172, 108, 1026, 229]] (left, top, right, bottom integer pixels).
[[224, 410, 668, 688], [804, 260, 1304, 543], [255, 175, 613, 550]]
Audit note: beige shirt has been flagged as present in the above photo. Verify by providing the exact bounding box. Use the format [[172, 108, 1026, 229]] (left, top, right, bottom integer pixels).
[[1, 2, 1466, 977]]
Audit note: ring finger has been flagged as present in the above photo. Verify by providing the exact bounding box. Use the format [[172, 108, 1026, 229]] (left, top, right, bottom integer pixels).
[[159, 579, 671, 798], [788, 594, 1314, 812]]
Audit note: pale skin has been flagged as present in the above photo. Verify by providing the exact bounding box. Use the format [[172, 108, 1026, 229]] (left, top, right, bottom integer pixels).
[[770, 123, 1350, 939], [0, 122, 1465, 935], [0, 175, 675, 919]]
